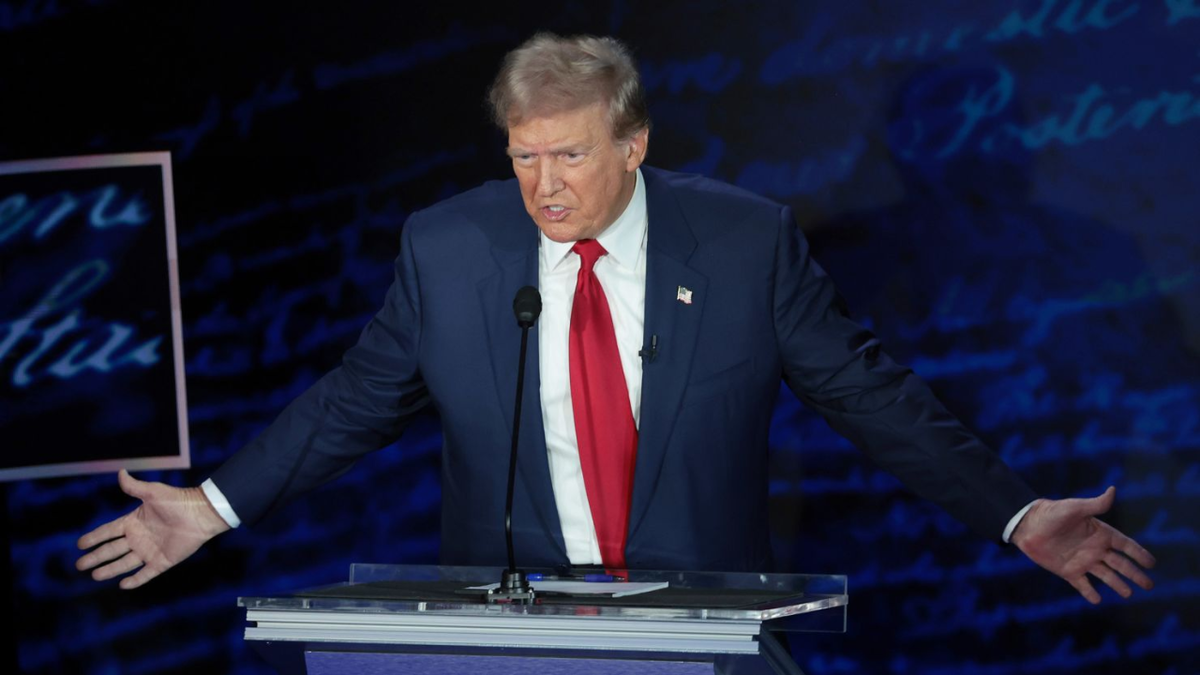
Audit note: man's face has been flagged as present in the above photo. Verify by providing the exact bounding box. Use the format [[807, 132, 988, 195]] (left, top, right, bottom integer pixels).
[[507, 104, 648, 243]]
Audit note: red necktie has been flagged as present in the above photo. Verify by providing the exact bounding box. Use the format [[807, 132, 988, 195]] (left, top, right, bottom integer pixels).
[[569, 239, 638, 569]]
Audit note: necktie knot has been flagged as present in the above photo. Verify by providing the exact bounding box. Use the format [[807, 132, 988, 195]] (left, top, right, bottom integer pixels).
[[572, 239, 607, 273]]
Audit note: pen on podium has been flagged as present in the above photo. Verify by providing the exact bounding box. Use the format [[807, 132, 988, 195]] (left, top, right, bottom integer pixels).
[[527, 573, 624, 583]]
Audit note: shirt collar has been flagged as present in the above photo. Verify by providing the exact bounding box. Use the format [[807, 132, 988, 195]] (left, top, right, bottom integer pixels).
[[540, 168, 647, 271]]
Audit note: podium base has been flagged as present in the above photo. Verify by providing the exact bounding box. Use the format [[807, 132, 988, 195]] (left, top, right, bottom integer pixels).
[[306, 651, 715, 674], [250, 630, 803, 675]]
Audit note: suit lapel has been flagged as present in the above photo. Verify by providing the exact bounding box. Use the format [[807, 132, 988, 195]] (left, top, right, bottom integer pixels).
[[475, 212, 566, 561], [629, 170, 708, 543]]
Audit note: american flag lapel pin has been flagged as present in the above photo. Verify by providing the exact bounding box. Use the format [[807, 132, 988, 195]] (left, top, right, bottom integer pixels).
[[676, 285, 693, 305]]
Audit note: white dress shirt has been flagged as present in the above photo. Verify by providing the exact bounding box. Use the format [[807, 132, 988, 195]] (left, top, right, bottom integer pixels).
[[202, 166, 1033, 551], [538, 168, 648, 564]]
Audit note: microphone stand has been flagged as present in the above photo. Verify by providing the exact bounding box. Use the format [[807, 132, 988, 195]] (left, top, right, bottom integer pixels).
[[486, 286, 540, 604]]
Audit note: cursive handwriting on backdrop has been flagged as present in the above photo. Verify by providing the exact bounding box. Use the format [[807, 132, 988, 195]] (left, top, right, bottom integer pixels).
[[0, 182, 163, 389]]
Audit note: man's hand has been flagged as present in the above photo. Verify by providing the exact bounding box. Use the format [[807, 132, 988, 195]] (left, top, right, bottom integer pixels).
[[1012, 486, 1156, 604], [76, 469, 231, 589]]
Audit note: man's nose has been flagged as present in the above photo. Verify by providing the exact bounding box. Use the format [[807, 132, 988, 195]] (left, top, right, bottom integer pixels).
[[537, 160, 563, 196]]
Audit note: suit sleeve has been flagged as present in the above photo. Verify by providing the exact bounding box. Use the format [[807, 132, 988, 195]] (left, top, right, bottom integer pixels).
[[771, 205, 1037, 542], [209, 213, 431, 526]]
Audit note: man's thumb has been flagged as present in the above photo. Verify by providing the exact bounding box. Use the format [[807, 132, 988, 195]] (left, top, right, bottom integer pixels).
[[1083, 485, 1116, 516], [117, 469, 149, 500]]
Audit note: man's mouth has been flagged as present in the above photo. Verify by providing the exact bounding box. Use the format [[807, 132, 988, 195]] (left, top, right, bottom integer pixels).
[[541, 205, 571, 221]]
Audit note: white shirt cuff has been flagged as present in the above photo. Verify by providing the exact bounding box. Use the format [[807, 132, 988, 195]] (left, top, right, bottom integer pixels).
[[201, 478, 242, 529], [1002, 500, 1038, 543]]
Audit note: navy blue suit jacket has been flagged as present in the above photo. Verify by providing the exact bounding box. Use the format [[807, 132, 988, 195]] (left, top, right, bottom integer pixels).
[[211, 167, 1037, 572]]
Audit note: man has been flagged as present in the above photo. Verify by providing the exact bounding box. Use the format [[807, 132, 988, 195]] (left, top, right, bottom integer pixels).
[[78, 34, 1154, 604]]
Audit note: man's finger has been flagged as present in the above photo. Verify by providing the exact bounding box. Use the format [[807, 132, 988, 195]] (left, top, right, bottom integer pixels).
[[1068, 575, 1102, 604], [1105, 551, 1153, 590], [92, 553, 144, 582], [77, 515, 128, 550], [119, 564, 162, 590], [1112, 531, 1157, 570], [1091, 563, 1133, 599], [76, 538, 131, 572]]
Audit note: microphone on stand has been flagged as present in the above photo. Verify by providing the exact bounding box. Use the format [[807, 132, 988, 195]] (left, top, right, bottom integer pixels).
[[486, 285, 541, 604]]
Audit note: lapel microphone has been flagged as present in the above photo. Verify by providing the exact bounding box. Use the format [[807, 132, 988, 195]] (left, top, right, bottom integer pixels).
[[639, 334, 659, 363], [488, 285, 541, 604]]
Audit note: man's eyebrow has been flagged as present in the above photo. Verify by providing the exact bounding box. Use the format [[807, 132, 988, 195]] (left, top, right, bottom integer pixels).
[[506, 144, 592, 157]]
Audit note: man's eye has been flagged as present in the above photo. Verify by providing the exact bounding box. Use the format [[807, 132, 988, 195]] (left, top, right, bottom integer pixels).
[[565, 153, 583, 160]]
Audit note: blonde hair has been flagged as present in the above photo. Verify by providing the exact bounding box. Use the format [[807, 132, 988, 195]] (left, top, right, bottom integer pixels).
[[488, 33, 651, 141]]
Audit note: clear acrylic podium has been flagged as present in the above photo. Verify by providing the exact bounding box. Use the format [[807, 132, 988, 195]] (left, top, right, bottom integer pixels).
[[239, 564, 848, 674]]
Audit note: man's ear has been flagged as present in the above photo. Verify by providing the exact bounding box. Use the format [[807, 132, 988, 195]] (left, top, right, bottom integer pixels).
[[624, 127, 649, 172]]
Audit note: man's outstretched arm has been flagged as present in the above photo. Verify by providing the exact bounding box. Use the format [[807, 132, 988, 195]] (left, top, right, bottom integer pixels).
[[75, 212, 435, 589], [768, 205, 1157, 603], [76, 469, 231, 590], [1011, 486, 1156, 604]]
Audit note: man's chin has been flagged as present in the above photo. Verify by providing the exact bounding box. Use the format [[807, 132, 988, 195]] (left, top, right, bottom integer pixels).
[[534, 218, 590, 243]]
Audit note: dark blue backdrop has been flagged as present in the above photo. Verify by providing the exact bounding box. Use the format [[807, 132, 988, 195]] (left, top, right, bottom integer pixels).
[[1, 1, 1197, 673]]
